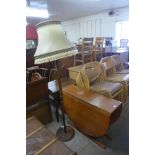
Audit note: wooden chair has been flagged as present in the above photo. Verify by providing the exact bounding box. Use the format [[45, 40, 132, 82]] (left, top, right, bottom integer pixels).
[[94, 37, 104, 61], [76, 61, 124, 103], [27, 66, 39, 73], [27, 66, 49, 80], [111, 54, 129, 74], [100, 56, 129, 104], [31, 72, 42, 81], [74, 37, 94, 66]]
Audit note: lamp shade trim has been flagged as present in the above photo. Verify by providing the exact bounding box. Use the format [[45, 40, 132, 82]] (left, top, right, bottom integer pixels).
[[35, 46, 76, 59], [34, 48, 78, 64]]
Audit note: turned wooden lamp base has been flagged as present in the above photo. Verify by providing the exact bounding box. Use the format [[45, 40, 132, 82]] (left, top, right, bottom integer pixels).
[[56, 126, 75, 142]]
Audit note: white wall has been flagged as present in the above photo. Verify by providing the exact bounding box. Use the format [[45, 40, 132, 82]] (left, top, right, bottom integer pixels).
[[62, 7, 129, 44]]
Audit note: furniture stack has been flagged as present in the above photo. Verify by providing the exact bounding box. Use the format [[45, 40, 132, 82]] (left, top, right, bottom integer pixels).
[[68, 55, 129, 105], [74, 37, 94, 66], [100, 55, 129, 103], [94, 37, 104, 61], [75, 61, 124, 103]]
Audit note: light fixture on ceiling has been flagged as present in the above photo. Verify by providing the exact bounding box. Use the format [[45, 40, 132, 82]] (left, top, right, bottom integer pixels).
[[108, 10, 115, 16], [108, 8, 119, 17]]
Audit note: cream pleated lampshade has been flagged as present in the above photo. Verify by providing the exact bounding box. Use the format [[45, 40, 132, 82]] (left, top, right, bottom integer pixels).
[[34, 21, 78, 64]]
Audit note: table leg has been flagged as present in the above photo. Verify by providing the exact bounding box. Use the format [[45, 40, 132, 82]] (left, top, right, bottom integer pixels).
[[54, 93, 60, 122]]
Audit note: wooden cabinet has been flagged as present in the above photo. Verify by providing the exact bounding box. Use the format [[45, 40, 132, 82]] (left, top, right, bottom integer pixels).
[[26, 77, 52, 124], [63, 85, 122, 137], [26, 77, 49, 107]]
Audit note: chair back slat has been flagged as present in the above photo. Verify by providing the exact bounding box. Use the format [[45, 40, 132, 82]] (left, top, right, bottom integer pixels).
[[74, 37, 94, 66]]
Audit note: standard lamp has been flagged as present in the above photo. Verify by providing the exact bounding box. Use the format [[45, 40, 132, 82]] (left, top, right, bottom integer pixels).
[[34, 20, 78, 141]]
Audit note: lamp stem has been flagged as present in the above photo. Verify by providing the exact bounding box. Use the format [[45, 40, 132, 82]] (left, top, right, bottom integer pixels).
[[55, 60, 67, 133], [55, 60, 74, 141]]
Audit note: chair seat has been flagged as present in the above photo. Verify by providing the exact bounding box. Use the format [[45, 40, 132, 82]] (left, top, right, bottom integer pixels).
[[116, 69, 129, 74], [90, 81, 122, 96], [106, 74, 129, 84]]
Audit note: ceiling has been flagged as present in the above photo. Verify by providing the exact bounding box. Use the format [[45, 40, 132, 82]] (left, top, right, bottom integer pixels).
[[26, 0, 129, 25]]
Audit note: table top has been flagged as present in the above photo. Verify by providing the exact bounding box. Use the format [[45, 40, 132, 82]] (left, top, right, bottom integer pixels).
[[48, 78, 75, 93], [63, 84, 121, 114]]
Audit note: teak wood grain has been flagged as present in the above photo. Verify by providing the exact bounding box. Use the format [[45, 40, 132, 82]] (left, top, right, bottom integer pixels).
[[63, 84, 122, 137]]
